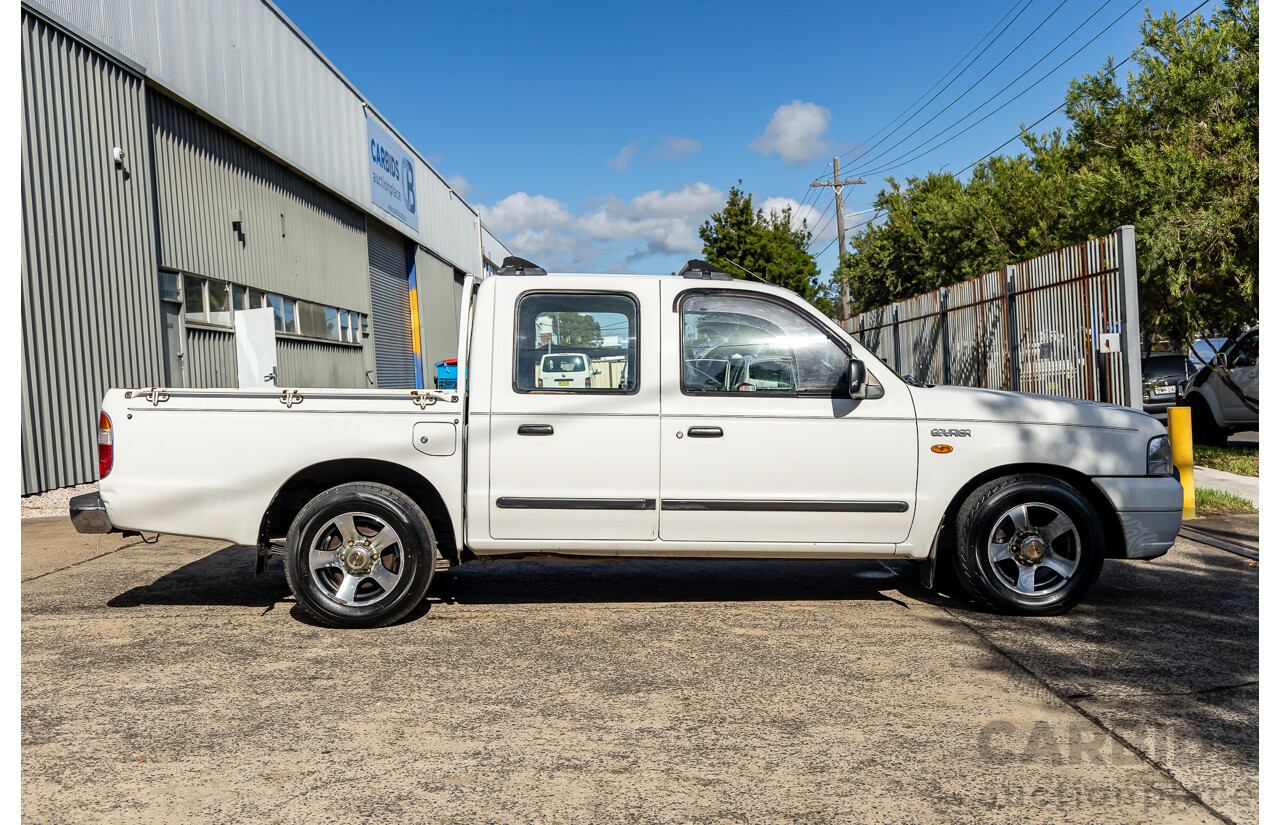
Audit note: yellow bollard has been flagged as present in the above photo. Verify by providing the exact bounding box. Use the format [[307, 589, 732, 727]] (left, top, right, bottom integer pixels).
[[1168, 406, 1196, 519]]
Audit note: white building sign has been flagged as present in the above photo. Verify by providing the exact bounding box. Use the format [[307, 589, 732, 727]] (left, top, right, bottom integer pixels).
[[366, 112, 419, 231]]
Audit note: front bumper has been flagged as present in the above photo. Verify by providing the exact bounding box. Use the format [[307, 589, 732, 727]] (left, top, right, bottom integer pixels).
[[1092, 476, 1183, 559], [69, 492, 115, 534]]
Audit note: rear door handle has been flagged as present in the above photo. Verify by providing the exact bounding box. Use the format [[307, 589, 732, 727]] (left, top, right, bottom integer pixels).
[[687, 426, 723, 438], [518, 425, 554, 436]]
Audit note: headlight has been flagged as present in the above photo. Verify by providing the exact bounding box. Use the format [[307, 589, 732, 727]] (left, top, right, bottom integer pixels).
[[1147, 435, 1174, 476]]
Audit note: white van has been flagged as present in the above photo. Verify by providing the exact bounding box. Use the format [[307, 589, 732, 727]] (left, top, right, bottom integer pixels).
[[538, 353, 593, 388]]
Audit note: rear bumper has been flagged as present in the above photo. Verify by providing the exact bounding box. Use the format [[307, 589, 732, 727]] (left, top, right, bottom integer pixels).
[[69, 492, 115, 534], [1092, 476, 1183, 560]]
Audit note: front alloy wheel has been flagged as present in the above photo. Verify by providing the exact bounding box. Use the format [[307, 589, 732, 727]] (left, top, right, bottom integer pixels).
[[953, 474, 1103, 615], [984, 502, 1081, 598]]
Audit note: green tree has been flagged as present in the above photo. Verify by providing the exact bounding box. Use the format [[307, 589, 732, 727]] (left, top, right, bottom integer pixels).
[[1063, 1, 1258, 342], [549, 312, 602, 347], [699, 185, 829, 312], [838, 1, 1257, 342]]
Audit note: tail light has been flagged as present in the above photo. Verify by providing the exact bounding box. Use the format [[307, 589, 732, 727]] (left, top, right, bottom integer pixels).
[[98, 411, 113, 478], [585, 377, 591, 388], [537, 378, 543, 387]]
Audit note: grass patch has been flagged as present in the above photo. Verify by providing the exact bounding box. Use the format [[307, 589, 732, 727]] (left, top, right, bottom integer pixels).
[[1194, 444, 1259, 477], [1195, 487, 1257, 514]]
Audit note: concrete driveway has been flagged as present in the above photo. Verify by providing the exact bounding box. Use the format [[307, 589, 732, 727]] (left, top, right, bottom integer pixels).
[[22, 517, 1257, 825]]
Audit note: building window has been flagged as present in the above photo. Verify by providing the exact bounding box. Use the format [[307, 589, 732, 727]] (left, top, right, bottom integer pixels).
[[208, 281, 231, 326], [184, 276, 206, 321], [159, 271, 181, 302], [169, 271, 362, 342]]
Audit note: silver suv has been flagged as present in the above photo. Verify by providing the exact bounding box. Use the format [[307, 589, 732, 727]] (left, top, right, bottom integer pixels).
[[1180, 327, 1259, 443]]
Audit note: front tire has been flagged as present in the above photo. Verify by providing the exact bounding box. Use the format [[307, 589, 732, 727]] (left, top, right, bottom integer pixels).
[[284, 482, 435, 628], [952, 474, 1103, 615]]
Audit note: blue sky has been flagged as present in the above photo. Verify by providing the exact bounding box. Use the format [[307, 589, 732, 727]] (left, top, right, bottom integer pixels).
[[277, 0, 1210, 280]]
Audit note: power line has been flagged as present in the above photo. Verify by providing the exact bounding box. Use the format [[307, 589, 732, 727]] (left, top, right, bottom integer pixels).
[[812, 212, 884, 259], [804, 191, 838, 248], [849, 0, 1075, 175], [858, 0, 1133, 178], [829, 0, 1028, 174], [955, 0, 1214, 176], [824, 0, 1042, 176]]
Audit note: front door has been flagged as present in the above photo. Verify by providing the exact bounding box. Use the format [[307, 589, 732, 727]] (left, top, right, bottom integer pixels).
[[659, 282, 918, 545], [487, 278, 661, 541]]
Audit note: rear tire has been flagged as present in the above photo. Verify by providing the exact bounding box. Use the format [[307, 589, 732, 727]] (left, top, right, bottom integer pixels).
[[284, 482, 435, 628], [1189, 397, 1229, 446], [952, 474, 1103, 616]]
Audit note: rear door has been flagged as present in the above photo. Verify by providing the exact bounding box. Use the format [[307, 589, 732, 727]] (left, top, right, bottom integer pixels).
[[487, 277, 660, 541], [658, 283, 918, 546]]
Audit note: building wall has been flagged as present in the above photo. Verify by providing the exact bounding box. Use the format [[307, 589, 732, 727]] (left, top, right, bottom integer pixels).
[[149, 91, 370, 313], [20, 12, 163, 494], [277, 338, 372, 389], [185, 327, 237, 388], [26, 0, 484, 274], [20, 4, 511, 493], [148, 91, 377, 391], [416, 248, 463, 388]]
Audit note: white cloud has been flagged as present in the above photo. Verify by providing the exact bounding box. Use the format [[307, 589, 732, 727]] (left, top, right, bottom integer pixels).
[[479, 192, 575, 233], [607, 140, 639, 171], [479, 183, 726, 272], [756, 196, 830, 241], [447, 174, 476, 199], [650, 136, 702, 162], [749, 100, 832, 164]]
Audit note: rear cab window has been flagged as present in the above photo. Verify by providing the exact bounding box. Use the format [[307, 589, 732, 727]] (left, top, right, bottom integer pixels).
[[514, 292, 639, 393]]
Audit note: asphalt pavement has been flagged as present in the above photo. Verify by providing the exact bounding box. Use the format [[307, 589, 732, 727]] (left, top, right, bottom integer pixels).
[[22, 516, 1257, 825]]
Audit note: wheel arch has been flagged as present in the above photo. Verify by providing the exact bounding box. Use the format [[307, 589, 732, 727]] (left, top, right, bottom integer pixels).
[[938, 463, 1126, 560], [260, 459, 458, 562]]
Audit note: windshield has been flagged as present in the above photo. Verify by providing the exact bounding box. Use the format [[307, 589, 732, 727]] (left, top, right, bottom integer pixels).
[[542, 355, 586, 372]]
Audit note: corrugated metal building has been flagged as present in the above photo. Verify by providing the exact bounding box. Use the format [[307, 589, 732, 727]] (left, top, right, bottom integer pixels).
[[20, 1, 512, 494]]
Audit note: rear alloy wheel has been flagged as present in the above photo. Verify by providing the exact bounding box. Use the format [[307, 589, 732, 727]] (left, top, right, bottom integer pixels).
[[952, 475, 1103, 615], [284, 483, 435, 628]]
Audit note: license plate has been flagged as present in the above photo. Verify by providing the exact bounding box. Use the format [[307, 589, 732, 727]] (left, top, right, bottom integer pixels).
[[557, 379, 571, 386], [1153, 386, 1175, 396]]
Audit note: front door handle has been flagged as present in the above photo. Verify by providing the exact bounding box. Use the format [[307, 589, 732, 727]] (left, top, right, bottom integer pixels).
[[518, 425, 554, 436], [687, 426, 723, 438]]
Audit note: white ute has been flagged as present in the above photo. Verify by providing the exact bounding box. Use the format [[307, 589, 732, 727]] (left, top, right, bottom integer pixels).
[[71, 258, 1184, 627]]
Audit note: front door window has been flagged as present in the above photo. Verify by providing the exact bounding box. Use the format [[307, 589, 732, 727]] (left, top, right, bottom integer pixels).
[[680, 293, 848, 396]]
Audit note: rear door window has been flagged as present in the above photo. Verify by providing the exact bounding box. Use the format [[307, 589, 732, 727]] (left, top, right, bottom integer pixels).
[[514, 292, 638, 393]]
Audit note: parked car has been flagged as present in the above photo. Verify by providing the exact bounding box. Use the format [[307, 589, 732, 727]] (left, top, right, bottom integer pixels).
[[538, 352, 594, 388], [1141, 353, 1197, 416], [70, 258, 1182, 627], [1180, 326, 1259, 443]]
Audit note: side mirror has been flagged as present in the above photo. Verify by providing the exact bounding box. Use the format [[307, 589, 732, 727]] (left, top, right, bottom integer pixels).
[[848, 359, 866, 400]]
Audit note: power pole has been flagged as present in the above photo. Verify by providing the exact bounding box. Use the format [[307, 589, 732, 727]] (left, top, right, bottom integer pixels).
[[810, 157, 865, 322]]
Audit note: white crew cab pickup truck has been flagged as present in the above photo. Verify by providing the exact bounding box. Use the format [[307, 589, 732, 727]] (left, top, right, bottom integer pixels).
[[71, 258, 1184, 627]]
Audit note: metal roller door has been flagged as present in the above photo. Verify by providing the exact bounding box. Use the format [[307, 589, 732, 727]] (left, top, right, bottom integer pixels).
[[368, 221, 416, 388]]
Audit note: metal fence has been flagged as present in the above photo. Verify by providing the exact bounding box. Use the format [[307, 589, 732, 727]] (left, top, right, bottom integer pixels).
[[842, 226, 1142, 408]]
